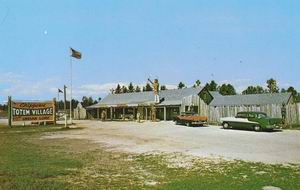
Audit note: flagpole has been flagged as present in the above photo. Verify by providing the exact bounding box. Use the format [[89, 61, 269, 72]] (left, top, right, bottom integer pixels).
[[70, 56, 73, 124]]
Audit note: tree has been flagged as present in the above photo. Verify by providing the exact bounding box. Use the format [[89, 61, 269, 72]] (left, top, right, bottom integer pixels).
[[160, 85, 167, 90], [135, 86, 141, 92], [193, 80, 201, 88], [266, 78, 279, 93], [81, 96, 94, 107], [242, 86, 265, 95], [109, 88, 115, 94], [121, 86, 128, 93], [143, 83, 153, 91], [128, 82, 135, 93], [281, 88, 287, 93], [219, 84, 236, 95], [287, 86, 298, 97], [204, 80, 218, 91], [115, 84, 121, 94], [178, 82, 186, 89]]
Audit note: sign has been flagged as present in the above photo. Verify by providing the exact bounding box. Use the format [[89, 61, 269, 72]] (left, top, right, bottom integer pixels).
[[11, 101, 55, 122]]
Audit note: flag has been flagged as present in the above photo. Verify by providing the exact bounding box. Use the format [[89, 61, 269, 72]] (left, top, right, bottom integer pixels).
[[70, 48, 82, 59], [58, 89, 63, 93]]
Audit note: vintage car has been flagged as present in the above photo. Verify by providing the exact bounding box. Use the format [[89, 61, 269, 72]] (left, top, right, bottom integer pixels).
[[220, 111, 283, 131], [174, 111, 208, 127]]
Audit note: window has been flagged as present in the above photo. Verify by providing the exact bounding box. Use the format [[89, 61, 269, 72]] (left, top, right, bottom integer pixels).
[[236, 113, 247, 118], [257, 113, 267, 119]]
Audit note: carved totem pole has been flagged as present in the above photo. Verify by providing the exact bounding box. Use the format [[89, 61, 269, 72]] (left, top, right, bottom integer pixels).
[[148, 78, 160, 121]]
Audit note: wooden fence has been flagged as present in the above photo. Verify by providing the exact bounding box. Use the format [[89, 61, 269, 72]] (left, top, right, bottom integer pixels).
[[182, 95, 300, 125]]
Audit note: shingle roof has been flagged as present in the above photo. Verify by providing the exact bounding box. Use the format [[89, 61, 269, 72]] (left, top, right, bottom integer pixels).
[[88, 87, 203, 108], [209, 92, 292, 106], [208, 91, 222, 98]]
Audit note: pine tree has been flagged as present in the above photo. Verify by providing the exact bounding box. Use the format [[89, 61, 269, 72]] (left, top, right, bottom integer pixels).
[[115, 84, 121, 94], [128, 82, 135, 93], [121, 86, 128, 93], [144, 83, 153, 91], [135, 86, 141, 92]]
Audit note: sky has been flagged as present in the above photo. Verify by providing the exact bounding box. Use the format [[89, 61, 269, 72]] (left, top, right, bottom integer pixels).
[[0, 0, 299, 103]]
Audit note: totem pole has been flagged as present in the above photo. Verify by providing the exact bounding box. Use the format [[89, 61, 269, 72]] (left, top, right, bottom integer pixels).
[[148, 78, 160, 121]]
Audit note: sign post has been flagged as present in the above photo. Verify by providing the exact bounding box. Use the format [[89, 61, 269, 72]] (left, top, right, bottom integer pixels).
[[64, 85, 68, 128], [53, 98, 56, 125], [8, 96, 12, 127]]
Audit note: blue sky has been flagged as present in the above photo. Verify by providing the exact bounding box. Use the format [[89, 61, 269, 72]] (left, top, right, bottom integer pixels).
[[0, 0, 299, 102]]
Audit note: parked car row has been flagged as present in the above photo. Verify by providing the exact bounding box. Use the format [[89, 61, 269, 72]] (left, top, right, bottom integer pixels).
[[174, 111, 283, 132]]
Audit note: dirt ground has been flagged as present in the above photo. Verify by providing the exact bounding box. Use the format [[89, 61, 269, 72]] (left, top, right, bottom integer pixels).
[[40, 120, 300, 165]]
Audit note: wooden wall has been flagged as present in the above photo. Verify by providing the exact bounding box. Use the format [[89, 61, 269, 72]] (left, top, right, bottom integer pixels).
[[181, 95, 300, 125]]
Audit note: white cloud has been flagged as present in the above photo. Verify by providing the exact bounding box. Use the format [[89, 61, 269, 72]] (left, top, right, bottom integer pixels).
[[0, 72, 61, 99]]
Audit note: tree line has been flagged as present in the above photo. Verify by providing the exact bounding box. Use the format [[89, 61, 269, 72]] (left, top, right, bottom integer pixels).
[[110, 82, 167, 94], [110, 78, 300, 102], [0, 96, 101, 111]]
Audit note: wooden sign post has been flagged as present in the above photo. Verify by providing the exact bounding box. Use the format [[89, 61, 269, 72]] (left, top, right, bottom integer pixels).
[[8, 96, 12, 127]]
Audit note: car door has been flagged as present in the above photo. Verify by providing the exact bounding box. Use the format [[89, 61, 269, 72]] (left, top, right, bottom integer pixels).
[[233, 113, 248, 129], [247, 113, 258, 130]]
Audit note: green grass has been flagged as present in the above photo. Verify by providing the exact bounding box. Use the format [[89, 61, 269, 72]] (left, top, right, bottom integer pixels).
[[0, 125, 83, 190], [0, 125, 299, 190]]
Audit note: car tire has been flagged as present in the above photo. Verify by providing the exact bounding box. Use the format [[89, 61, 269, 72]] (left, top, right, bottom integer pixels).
[[254, 125, 261, 132], [175, 120, 179, 125], [186, 122, 191, 127], [222, 122, 229, 129]]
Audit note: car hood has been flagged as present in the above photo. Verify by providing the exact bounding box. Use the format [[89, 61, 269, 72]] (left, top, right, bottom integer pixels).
[[220, 117, 258, 124]]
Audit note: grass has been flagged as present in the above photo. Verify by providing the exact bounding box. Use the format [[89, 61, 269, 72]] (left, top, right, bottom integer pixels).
[[0, 124, 299, 189]]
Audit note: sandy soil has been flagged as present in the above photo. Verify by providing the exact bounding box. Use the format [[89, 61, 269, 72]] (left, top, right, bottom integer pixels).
[[40, 120, 299, 164]]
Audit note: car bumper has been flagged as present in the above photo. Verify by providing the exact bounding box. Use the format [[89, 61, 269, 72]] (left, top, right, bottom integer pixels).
[[265, 124, 281, 129], [191, 121, 207, 125]]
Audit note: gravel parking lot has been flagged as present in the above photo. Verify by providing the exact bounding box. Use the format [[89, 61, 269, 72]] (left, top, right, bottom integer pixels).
[[41, 120, 300, 165]]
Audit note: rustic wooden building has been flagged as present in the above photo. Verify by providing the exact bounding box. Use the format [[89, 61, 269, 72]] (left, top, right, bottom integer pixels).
[[196, 90, 299, 125], [87, 87, 203, 121]]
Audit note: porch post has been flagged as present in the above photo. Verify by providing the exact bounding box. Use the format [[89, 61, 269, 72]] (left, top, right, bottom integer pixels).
[[97, 108, 100, 120], [133, 107, 136, 120], [164, 106, 167, 121], [110, 107, 113, 120], [145, 107, 148, 120], [123, 107, 125, 120]]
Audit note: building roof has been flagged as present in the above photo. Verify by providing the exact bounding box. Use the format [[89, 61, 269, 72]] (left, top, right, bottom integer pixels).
[[88, 87, 203, 108], [209, 92, 292, 107], [208, 91, 222, 98]]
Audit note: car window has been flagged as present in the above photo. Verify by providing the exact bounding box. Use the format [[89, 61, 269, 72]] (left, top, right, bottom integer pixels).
[[257, 113, 267, 119], [248, 113, 255, 118], [236, 113, 247, 118]]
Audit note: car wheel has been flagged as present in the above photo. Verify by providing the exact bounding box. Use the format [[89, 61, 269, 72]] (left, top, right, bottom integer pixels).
[[222, 122, 229, 129], [254, 125, 261, 132], [175, 120, 179, 125], [186, 122, 191, 127]]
